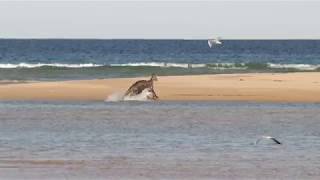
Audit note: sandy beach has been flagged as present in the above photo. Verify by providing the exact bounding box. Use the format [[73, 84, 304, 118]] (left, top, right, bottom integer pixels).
[[0, 72, 319, 103]]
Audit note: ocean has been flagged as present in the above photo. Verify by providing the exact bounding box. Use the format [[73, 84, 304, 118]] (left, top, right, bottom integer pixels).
[[0, 101, 320, 179], [1, 39, 320, 81]]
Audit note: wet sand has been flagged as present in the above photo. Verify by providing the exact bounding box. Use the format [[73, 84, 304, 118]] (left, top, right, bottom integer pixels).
[[1, 72, 320, 102]]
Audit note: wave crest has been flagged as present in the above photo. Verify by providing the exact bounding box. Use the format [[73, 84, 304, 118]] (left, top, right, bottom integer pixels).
[[267, 63, 320, 71], [0, 62, 319, 71], [0, 63, 103, 68]]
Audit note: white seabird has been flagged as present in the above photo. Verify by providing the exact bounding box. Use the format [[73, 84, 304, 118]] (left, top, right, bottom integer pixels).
[[255, 136, 282, 145], [208, 37, 222, 48]]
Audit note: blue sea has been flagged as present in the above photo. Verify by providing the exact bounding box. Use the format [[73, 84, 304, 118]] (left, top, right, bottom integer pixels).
[[1, 39, 320, 81]]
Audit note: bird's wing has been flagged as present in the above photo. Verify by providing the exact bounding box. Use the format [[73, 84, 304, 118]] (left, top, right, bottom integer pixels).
[[255, 136, 282, 145], [270, 137, 282, 144]]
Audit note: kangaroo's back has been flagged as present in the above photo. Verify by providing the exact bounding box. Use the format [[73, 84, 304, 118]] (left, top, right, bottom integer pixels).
[[124, 74, 157, 96], [125, 79, 152, 96]]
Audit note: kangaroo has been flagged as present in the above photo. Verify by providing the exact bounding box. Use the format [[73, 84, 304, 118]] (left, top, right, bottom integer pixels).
[[124, 74, 158, 98]]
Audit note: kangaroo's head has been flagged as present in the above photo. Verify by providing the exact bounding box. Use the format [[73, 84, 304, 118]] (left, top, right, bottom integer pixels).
[[150, 73, 158, 81]]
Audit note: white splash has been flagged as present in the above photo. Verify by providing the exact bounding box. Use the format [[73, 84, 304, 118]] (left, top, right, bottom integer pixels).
[[105, 88, 156, 102], [123, 88, 155, 101], [105, 91, 126, 102]]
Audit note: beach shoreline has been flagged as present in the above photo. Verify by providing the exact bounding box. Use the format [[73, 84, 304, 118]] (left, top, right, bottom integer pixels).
[[0, 72, 320, 103]]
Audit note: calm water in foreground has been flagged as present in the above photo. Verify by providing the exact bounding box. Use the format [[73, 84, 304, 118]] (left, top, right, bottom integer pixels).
[[0, 101, 320, 179]]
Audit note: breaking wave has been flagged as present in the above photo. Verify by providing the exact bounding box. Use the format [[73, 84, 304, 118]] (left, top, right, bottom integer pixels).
[[1, 62, 320, 81], [0, 63, 103, 68], [0, 62, 320, 71], [267, 63, 320, 71]]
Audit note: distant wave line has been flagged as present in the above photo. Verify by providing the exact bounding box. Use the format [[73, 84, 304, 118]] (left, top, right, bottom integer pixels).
[[0, 63, 103, 68], [268, 63, 320, 71], [110, 62, 207, 68], [0, 62, 319, 71]]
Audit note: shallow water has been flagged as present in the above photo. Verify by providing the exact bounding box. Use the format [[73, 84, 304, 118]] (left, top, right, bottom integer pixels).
[[0, 101, 320, 179]]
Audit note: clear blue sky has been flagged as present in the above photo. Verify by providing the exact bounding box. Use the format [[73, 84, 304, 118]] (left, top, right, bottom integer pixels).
[[0, 1, 319, 39]]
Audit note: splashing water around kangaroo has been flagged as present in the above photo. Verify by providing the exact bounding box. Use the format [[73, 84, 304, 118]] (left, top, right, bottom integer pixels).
[[106, 74, 159, 102]]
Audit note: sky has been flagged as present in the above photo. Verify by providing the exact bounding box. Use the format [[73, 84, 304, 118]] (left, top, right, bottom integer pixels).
[[0, 1, 320, 39]]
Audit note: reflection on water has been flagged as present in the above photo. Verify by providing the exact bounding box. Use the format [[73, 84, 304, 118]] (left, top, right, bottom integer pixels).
[[0, 101, 320, 179]]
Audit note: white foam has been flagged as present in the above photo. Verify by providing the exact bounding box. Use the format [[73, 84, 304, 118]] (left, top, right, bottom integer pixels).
[[0, 62, 207, 69], [110, 62, 206, 68], [123, 88, 154, 101], [207, 63, 247, 70], [268, 63, 319, 71], [105, 91, 125, 102], [110, 62, 166, 67], [0, 63, 103, 68], [166, 63, 189, 68], [105, 89, 155, 102], [3, 62, 318, 71], [190, 64, 207, 68]]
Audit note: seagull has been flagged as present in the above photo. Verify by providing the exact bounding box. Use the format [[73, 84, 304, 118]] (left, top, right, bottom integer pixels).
[[255, 136, 282, 145], [208, 37, 222, 48]]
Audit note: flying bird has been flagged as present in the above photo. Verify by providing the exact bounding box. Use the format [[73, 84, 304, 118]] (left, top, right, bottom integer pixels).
[[208, 37, 222, 48], [255, 136, 282, 145]]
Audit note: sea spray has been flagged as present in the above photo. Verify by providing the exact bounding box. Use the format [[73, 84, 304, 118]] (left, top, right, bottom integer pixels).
[[123, 88, 156, 101], [105, 89, 156, 102], [105, 91, 125, 102]]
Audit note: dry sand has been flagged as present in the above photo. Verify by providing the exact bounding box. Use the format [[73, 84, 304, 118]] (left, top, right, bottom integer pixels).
[[1, 72, 320, 103]]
